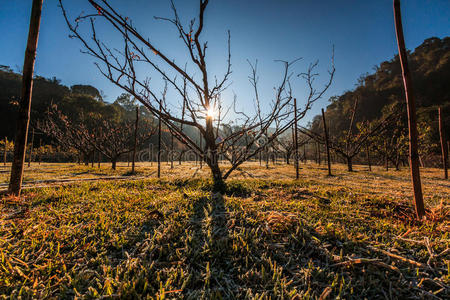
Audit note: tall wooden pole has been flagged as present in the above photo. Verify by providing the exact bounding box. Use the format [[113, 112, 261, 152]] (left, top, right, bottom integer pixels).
[[439, 107, 448, 179], [3, 137, 7, 166], [394, 0, 425, 219], [157, 102, 162, 178], [294, 98, 299, 179], [385, 140, 389, 171], [8, 0, 43, 195], [317, 142, 321, 165], [38, 138, 41, 165], [132, 106, 139, 173], [28, 128, 35, 167], [170, 130, 174, 169], [303, 143, 306, 164], [321, 109, 332, 176], [199, 129, 203, 169], [366, 143, 372, 171]]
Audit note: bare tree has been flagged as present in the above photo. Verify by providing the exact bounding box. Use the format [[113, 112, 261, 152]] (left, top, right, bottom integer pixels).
[[60, 0, 334, 190], [370, 122, 408, 171], [37, 105, 95, 165], [301, 105, 395, 172], [8, 0, 43, 195], [89, 115, 156, 170]]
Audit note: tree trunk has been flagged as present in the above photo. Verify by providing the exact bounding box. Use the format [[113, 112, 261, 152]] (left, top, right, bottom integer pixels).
[[8, 0, 43, 196], [205, 111, 225, 192], [394, 0, 425, 219], [178, 149, 184, 165], [347, 156, 353, 172], [111, 158, 117, 170], [322, 108, 332, 176], [303, 144, 307, 164], [439, 107, 448, 179]]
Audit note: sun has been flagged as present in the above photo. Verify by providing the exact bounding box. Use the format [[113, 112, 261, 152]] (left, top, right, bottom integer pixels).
[[206, 106, 216, 119]]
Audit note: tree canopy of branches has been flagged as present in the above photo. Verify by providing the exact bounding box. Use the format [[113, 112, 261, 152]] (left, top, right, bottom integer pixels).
[[60, 0, 334, 190], [301, 99, 396, 171], [38, 104, 156, 169]]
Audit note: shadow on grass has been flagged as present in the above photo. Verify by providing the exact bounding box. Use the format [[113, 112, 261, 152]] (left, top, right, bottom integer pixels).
[[182, 192, 237, 298]]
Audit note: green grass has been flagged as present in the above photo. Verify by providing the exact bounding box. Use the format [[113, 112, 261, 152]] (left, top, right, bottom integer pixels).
[[0, 162, 449, 298]]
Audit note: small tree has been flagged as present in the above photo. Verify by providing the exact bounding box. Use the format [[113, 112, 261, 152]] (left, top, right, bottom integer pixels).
[[37, 105, 95, 165], [89, 116, 156, 170], [302, 100, 395, 172], [370, 119, 408, 171]]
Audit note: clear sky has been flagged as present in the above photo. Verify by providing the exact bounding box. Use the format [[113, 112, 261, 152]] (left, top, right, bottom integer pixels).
[[0, 0, 449, 124]]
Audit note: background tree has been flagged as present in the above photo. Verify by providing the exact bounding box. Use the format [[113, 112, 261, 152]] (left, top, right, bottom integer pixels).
[[88, 115, 156, 170]]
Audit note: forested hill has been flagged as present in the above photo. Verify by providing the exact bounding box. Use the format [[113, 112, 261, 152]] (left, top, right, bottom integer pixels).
[[310, 36, 450, 143], [0, 66, 196, 146]]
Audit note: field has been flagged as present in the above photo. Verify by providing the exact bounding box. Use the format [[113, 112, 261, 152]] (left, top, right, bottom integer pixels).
[[0, 161, 449, 299]]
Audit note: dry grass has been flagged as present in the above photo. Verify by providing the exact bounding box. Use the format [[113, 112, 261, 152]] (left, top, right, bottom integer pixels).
[[0, 161, 448, 298]]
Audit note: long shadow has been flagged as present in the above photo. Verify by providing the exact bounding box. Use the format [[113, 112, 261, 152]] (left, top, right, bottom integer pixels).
[[183, 191, 236, 299]]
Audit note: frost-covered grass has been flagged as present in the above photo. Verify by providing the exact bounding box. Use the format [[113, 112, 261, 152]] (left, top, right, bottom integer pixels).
[[0, 162, 448, 298]]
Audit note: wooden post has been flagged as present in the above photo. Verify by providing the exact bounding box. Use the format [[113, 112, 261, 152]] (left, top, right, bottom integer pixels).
[[317, 142, 321, 165], [9, 0, 43, 195], [132, 106, 139, 173], [157, 102, 162, 178], [199, 129, 203, 169], [394, 0, 425, 219], [294, 98, 299, 179], [38, 138, 41, 165], [439, 107, 448, 179], [366, 143, 372, 171], [150, 143, 153, 166], [303, 143, 306, 164], [28, 128, 35, 167], [170, 130, 174, 169], [385, 140, 389, 171], [3, 137, 7, 166], [321, 109, 332, 176]]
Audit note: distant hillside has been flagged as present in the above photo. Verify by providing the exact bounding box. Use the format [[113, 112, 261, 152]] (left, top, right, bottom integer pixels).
[[0, 67, 199, 149], [310, 37, 450, 146]]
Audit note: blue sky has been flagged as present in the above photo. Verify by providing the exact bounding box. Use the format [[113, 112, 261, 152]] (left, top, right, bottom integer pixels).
[[0, 0, 449, 124]]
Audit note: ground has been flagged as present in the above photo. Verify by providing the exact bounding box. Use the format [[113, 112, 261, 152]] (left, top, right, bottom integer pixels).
[[0, 161, 449, 299]]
